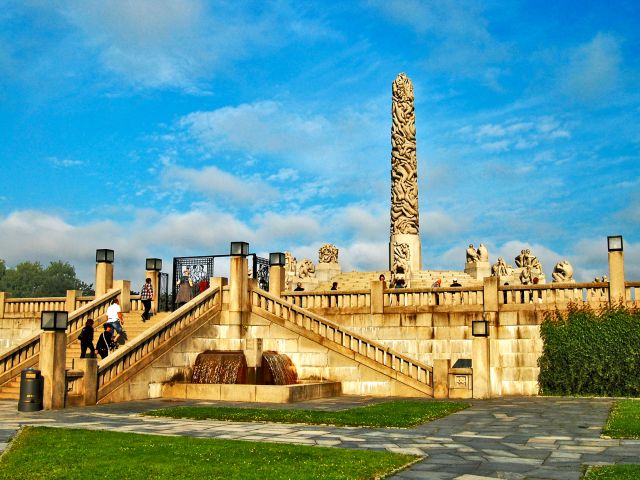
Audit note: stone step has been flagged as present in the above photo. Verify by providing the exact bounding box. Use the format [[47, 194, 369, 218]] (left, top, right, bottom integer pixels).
[[1, 310, 171, 400]]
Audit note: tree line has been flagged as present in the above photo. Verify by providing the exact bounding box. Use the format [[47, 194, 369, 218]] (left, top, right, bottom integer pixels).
[[0, 259, 94, 298]]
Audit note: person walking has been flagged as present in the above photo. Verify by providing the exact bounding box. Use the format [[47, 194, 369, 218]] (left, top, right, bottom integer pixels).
[[78, 318, 96, 358], [96, 324, 115, 359], [106, 298, 124, 344], [140, 278, 153, 322]]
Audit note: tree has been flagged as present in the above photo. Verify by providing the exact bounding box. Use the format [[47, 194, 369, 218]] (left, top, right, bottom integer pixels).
[[0, 260, 94, 298]]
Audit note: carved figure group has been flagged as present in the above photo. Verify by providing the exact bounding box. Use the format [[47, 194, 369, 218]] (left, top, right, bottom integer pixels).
[[491, 257, 514, 277], [390, 73, 419, 236], [552, 260, 575, 283], [391, 242, 411, 288], [318, 244, 339, 264], [297, 259, 316, 278], [466, 243, 489, 263]]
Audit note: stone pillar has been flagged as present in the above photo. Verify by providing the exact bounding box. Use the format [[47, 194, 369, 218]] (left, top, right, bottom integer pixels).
[[433, 359, 450, 399], [608, 250, 625, 304], [244, 338, 263, 385], [145, 270, 160, 314], [95, 262, 113, 297], [112, 280, 131, 313], [389, 73, 422, 273], [75, 358, 97, 406], [40, 331, 67, 409], [0, 292, 7, 319], [269, 265, 285, 298], [65, 290, 79, 313], [472, 336, 490, 399], [229, 256, 249, 329], [370, 281, 384, 315]]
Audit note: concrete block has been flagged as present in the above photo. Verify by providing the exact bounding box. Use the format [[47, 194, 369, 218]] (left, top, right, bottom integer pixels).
[[221, 384, 255, 402]]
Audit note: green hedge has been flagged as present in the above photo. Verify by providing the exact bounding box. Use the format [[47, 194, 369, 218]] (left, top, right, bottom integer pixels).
[[538, 304, 640, 396]]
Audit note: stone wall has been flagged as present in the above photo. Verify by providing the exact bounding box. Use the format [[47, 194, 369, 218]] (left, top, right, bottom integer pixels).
[[0, 316, 40, 351]]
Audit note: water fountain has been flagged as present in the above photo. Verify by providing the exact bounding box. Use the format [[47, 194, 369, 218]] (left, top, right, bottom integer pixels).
[[161, 350, 340, 403]]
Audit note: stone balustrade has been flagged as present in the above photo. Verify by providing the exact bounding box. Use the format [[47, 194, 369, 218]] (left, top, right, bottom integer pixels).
[[0, 289, 121, 388], [3, 297, 67, 316], [499, 282, 610, 306], [252, 288, 433, 393], [97, 286, 222, 401], [282, 289, 370, 310]]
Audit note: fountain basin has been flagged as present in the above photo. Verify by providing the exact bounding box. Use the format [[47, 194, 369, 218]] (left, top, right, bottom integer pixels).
[[161, 381, 342, 403]]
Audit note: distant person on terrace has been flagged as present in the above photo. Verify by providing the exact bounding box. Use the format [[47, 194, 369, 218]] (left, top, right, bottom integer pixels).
[[140, 278, 153, 322]]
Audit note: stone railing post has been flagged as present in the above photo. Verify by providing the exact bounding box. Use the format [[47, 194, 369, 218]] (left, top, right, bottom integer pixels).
[[65, 290, 79, 313], [370, 281, 384, 315], [95, 261, 114, 297], [229, 255, 249, 330], [40, 330, 67, 409], [0, 292, 7, 319], [269, 265, 285, 298], [433, 359, 450, 399], [472, 276, 500, 399], [112, 280, 131, 313], [608, 249, 625, 304], [75, 357, 98, 406]]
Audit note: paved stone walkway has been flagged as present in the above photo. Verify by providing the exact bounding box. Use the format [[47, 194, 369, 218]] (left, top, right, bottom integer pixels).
[[1, 396, 639, 479]]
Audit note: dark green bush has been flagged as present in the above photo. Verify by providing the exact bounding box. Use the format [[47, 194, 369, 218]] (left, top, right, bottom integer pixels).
[[538, 304, 640, 396]]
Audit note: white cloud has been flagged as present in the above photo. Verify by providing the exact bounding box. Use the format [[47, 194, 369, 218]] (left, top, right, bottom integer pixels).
[[563, 33, 622, 101], [175, 100, 387, 174], [165, 165, 278, 204], [48, 156, 84, 167]]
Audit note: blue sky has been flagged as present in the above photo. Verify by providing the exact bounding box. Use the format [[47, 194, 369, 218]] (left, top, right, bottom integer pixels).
[[0, 0, 638, 286]]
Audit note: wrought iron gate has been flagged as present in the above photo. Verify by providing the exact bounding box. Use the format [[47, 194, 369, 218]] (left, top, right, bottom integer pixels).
[[171, 253, 269, 310], [158, 272, 169, 312]]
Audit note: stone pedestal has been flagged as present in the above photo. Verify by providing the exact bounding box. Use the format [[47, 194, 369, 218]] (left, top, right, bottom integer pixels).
[[315, 263, 341, 283], [389, 233, 422, 273], [40, 331, 67, 410], [65, 290, 80, 313], [464, 261, 490, 280], [433, 359, 450, 399], [75, 358, 98, 406], [608, 250, 625, 303], [95, 262, 113, 297]]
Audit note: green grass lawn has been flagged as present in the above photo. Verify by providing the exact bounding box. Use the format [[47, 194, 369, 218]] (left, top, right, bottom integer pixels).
[[602, 399, 640, 439], [583, 465, 640, 479], [583, 399, 640, 479], [144, 400, 469, 428], [0, 427, 419, 480]]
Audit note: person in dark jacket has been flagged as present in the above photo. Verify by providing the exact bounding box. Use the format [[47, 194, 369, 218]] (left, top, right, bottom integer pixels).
[[78, 318, 96, 358], [96, 323, 115, 359]]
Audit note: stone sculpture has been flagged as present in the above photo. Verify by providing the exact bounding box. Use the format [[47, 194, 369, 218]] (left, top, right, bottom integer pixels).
[[514, 249, 543, 275], [466, 244, 479, 263], [318, 244, 339, 264], [297, 259, 316, 278], [552, 260, 575, 283], [491, 257, 514, 277], [477, 243, 489, 262], [391, 242, 411, 287], [390, 73, 419, 236]]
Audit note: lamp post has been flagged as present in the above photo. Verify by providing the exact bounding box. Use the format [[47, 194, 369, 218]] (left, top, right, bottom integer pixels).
[[229, 242, 249, 332], [269, 252, 286, 297], [607, 235, 625, 304], [471, 319, 489, 337], [95, 249, 114, 296], [39, 311, 68, 409], [230, 241, 249, 256]]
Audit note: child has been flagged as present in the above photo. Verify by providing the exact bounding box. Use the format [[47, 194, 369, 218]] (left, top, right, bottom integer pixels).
[[78, 318, 96, 358]]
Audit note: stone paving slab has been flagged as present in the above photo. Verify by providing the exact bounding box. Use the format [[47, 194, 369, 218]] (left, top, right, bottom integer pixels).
[[1, 396, 640, 479]]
